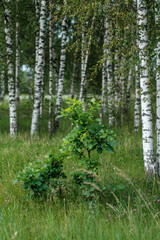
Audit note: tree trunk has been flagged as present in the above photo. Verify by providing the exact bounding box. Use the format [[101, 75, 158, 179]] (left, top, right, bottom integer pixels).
[[4, 0, 17, 136], [15, 3, 20, 106], [79, 16, 95, 106], [100, 17, 108, 121], [155, 1, 160, 176], [48, 0, 54, 134], [0, 70, 5, 102], [137, 0, 155, 179], [70, 54, 78, 99], [134, 65, 140, 132], [53, 38, 59, 94], [52, 16, 67, 134], [28, 70, 33, 101], [31, 0, 46, 136]]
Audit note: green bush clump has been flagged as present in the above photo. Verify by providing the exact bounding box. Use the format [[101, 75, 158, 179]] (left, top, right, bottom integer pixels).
[[14, 154, 66, 197], [15, 98, 116, 201], [60, 98, 116, 171]]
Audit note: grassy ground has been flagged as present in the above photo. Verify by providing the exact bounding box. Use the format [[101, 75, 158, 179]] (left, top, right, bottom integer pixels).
[[0, 99, 160, 240]]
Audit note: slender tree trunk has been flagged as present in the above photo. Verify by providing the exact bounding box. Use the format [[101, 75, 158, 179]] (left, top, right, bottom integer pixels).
[[134, 65, 140, 132], [28, 70, 33, 101], [4, 0, 17, 136], [114, 51, 120, 112], [53, 38, 59, 94], [70, 55, 78, 99], [0, 70, 5, 102], [100, 17, 108, 121], [31, 0, 46, 136], [15, 3, 20, 105], [137, 0, 155, 179], [155, 1, 160, 176], [48, 0, 54, 133], [105, 18, 114, 127], [79, 16, 95, 105], [34, 0, 40, 83], [52, 16, 67, 134], [125, 68, 133, 124], [40, 61, 45, 116], [120, 59, 125, 128]]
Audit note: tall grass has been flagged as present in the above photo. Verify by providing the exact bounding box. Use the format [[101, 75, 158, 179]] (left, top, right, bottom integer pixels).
[[0, 100, 160, 239]]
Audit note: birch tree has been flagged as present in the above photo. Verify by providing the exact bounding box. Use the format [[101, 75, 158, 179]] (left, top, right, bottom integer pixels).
[[79, 15, 95, 106], [52, 15, 67, 134], [155, 0, 160, 176], [4, 0, 17, 136], [15, 2, 20, 105], [137, 0, 155, 179], [48, 0, 54, 133], [0, 70, 5, 102], [134, 65, 140, 132], [31, 0, 46, 136], [100, 17, 108, 121], [70, 54, 78, 99]]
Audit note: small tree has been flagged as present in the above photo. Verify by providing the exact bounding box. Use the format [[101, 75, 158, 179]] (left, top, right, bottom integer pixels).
[[59, 98, 116, 171]]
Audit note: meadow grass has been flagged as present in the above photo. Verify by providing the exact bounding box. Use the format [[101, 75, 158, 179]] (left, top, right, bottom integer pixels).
[[0, 100, 160, 239]]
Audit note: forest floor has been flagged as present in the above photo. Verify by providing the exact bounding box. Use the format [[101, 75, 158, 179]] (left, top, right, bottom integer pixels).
[[0, 99, 160, 240]]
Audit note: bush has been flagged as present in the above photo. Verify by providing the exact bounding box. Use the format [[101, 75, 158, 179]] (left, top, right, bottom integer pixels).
[[13, 154, 66, 198]]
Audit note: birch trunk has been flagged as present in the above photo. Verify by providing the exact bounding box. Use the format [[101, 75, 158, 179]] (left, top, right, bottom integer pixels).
[[120, 60, 125, 128], [100, 17, 108, 121], [40, 62, 45, 116], [52, 16, 67, 134], [105, 19, 114, 127], [48, 0, 54, 133], [53, 38, 59, 94], [31, 0, 46, 136], [70, 55, 78, 99], [4, 0, 17, 136], [134, 65, 140, 132], [79, 16, 95, 105], [137, 0, 155, 179], [0, 70, 5, 102], [28, 70, 33, 101], [155, 1, 160, 176], [15, 5, 20, 105], [114, 52, 120, 112]]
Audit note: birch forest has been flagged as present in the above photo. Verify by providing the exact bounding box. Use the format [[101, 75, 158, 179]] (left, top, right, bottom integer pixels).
[[0, 0, 160, 239]]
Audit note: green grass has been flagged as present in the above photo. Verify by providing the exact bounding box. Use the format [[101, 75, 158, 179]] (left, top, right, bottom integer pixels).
[[0, 100, 160, 239]]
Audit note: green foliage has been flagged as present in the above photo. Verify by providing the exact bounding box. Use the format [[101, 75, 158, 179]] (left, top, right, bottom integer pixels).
[[13, 154, 66, 198], [58, 98, 116, 201], [59, 98, 116, 170]]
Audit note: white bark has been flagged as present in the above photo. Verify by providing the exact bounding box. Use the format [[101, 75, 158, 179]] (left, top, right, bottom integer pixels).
[[4, 0, 17, 136], [79, 16, 95, 105], [137, 0, 155, 179], [0, 70, 5, 102], [155, 1, 160, 176], [134, 65, 140, 132], [104, 17, 114, 127], [15, 4, 20, 105], [34, 0, 40, 82], [28, 70, 33, 101], [114, 51, 120, 111], [53, 39, 59, 94], [100, 18, 108, 121], [120, 58, 125, 127], [70, 55, 78, 99], [31, 0, 46, 136], [52, 16, 67, 134], [48, 0, 54, 133]]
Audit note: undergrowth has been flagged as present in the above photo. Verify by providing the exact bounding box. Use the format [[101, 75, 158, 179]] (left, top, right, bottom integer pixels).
[[0, 99, 160, 239]]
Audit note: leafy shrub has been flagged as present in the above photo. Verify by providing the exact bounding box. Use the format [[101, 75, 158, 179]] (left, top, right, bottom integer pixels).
[[59, 98, 116, 171], [59, 98, 116, 201], [14, 154, 66, 198]]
